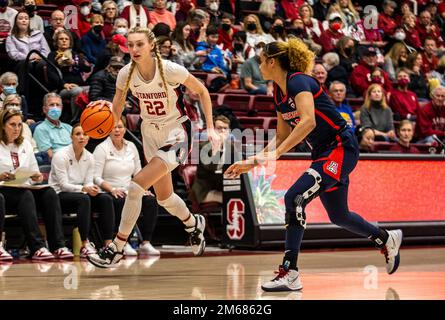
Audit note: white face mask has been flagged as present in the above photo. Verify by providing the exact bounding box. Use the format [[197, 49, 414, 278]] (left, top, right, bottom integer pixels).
[[116, 27, 127, 35], [209, 2, 219, 11], [394, 32, 406, 41], [80, 6, 90, 16], [255, 48, 262, 56]]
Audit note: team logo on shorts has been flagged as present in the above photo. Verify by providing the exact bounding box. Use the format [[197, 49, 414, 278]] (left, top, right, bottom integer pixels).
[[326, 161, 338, 174]]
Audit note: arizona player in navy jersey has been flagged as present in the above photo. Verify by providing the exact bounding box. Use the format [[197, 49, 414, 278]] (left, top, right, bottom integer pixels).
[[225, 39, 403, 292]]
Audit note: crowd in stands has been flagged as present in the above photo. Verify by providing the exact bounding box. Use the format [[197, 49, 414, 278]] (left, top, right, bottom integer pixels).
[[1, 0, 445, 260]]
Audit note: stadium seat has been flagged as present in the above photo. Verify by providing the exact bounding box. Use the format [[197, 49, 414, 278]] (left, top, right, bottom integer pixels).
[[237, 116, 266, 131], [221, 94, 253, 116], [348, 97, 364, 111], [210, 93, 224, 106], [252, 95, 276, 116], [190, 71, 208, 83]]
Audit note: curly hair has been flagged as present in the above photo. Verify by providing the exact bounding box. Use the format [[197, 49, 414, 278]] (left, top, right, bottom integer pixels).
[[263, 38, 315, 74]]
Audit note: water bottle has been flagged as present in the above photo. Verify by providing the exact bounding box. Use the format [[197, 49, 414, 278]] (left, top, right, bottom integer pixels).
[[129, 229, 139, 250]]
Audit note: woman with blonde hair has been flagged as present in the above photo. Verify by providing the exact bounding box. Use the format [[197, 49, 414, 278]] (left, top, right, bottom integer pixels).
[[360, 83, 396, 141], [243, 14, 273, 48], [226, 39, 402, 292], [86, 26, 220, 268], [383, 42, 409, 81]]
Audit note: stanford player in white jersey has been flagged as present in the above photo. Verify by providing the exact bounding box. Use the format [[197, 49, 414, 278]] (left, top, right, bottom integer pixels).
[[87, 27, 220, 268]]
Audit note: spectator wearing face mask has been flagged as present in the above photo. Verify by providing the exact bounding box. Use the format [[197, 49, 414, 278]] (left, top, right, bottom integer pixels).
[[231, 31, 255, 74], [336, 36, 357, 74], [205, 0, 224, 26], [23, 0, 44, 33], [350, 46, 392, 97], [120, 0, 151, 29], [317, 13, 345, 55], [0, 72, 28, 119], [81, 14, 107, 65], [33, 93, 73, 162], [71, 0, 94, 38], [243, 14, 273, 48], [217, 12, 238, 51], [389, 68, 419, 121], [112, 17, 128, 37], [269, 16, 288, 43]]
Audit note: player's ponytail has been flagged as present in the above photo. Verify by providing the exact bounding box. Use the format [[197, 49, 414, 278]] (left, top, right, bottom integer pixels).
[[263, 38, 315, 74], [121, 61, 136, 107]]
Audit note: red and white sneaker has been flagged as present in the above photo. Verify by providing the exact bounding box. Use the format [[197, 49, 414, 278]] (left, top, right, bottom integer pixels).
[[80, 242, 97, 258], [32, 247, 55, 261], [0, 242, 13, 261], [261, 266, 303, 292], [53, 247, 74, 259]]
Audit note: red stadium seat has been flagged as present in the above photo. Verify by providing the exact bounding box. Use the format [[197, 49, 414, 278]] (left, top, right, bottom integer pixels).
[[237, 116, 266, 131], [210, 93, 224, 106], [252, 95, 276, 116], [221, 94, 253, 116], [190, 71, 208, 83], [348, 97, 364, 111]]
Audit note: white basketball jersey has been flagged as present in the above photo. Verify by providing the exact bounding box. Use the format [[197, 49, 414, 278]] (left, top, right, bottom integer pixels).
[[116, 59, 190, 126]]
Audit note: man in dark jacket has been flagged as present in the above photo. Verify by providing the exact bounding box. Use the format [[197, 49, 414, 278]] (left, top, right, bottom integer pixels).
[[88, 56, 123, 102]]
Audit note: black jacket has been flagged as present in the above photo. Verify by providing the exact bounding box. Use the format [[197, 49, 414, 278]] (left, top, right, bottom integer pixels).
[[88, 69, 117, 102]]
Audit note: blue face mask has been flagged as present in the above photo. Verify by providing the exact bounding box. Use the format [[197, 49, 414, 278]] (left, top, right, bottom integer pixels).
[[3, 86, 16, 96], [47, 107, 62, 120]]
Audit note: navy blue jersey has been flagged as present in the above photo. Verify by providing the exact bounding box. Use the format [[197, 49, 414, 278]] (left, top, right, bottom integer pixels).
[[274, 72, 347, 150]]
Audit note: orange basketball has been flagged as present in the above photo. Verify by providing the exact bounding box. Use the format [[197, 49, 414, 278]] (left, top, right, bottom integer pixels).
[[80, 105, 114, 139]]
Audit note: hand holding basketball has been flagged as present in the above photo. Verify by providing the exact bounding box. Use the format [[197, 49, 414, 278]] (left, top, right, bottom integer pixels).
[[80, 101, 115, 139]]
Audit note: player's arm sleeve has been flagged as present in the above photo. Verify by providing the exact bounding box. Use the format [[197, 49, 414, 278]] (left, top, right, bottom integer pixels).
[[165, 60, 190, 84]]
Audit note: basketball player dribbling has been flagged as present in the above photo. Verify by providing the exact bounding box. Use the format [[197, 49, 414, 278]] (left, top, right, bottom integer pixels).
[[225, 39, 403, 292], [87, 27, 221, 268]]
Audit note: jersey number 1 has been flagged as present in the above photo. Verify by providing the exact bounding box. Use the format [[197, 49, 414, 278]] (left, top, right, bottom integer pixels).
[[144, 100, 166, 116]]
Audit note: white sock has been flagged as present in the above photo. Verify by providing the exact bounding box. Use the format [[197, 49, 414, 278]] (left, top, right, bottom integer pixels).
[[117, 181, 145, 246], [157, 193, 196, 228], [113, 238, 126, 252]]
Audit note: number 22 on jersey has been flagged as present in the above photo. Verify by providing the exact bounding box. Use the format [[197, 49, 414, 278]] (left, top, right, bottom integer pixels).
[[144, 100, 166, 116]]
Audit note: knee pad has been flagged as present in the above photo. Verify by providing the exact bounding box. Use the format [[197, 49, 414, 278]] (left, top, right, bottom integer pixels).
[[127, 181, 145, 201], [287, 169, 322, 229], [157, 193, 178, 210]]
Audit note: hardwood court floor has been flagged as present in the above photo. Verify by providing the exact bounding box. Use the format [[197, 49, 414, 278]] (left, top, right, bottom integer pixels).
[[0, 246, 444, 300]]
